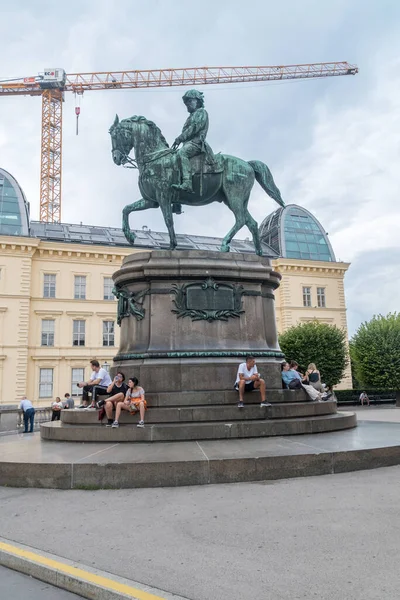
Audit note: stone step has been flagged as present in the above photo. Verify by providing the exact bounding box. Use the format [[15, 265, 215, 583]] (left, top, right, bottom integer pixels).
[[89, 388, 309, 408], [61, 400, 337, 425], [41, 411, 355, 443]]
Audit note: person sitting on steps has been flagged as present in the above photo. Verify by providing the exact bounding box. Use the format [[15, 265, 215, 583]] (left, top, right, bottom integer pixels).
[[305, 363, 324, 392], [103, 372, 128, 426], [281, 361, 302, 389], [283, 361, 323, 402], [112, 377, 147, 428], [77, 359, 112, 409], [234, 355, 271, 409]]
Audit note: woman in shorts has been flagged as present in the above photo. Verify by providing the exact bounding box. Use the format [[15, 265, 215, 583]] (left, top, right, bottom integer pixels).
[[112, 377, 146, 428]]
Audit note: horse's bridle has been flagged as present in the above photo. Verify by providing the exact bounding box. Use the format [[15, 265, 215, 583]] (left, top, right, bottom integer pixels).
[[112, 124, 174, 170]]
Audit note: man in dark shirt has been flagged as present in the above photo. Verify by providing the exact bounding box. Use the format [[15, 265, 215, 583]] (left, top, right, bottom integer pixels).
[[102, 372, 129, 426]]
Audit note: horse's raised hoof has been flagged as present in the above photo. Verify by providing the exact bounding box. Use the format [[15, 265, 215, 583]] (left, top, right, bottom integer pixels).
[[256, 250, 263, 257], [220, 245, 230, 253]]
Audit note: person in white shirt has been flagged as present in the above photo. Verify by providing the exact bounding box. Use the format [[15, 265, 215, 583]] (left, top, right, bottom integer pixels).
[[19, 396, 35, 433], [359, 391, 370, 406], [234, 356, 270, 409], [51, 397, 63, 421], [77, 359, 112, 409]]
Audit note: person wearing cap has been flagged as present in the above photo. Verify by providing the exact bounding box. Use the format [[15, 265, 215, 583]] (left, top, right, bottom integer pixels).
[[171, 89, 213, 194]]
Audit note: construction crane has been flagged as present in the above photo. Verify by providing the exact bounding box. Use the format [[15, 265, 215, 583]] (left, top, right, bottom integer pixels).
[[0, 62, 358, 223]]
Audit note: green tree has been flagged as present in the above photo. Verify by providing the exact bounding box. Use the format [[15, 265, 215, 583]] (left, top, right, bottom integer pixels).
[[279, 321, 348, 386], [350, 313, 400, 388]]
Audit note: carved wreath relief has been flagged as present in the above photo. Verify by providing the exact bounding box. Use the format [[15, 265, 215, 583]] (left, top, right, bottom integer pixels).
[[171, 277, 244, 322], [114, 277, 248, 325]]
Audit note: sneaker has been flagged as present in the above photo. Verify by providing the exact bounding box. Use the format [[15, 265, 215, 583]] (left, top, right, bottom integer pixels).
[[78, 404, 85, 409], [111, 421, 119, 428], [85, 404, 96, 410], [137, 421, 145, 428], [105, 419, 114, 427], [260, 402, 272, 407], [96, 399, 106, 409], [237, 401, 244, 408]]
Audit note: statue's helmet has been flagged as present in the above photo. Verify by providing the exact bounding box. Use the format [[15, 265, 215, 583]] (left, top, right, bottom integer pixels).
[[182, 89, 204, 107]]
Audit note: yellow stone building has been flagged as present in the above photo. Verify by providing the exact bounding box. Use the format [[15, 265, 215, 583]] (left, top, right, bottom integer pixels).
[[0, 168, 352, 405]]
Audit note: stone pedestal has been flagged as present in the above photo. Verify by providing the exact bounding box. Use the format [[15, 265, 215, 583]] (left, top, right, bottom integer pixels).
[[112, 250, 285, 393], [40, 250, 356, 445]]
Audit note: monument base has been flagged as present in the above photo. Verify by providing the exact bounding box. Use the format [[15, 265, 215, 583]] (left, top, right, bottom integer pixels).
[[112, 250, 284, 396], [40, 250, 357, 443]]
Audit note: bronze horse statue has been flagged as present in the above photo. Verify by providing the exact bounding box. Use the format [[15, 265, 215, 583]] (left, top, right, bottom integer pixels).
[[109, 114, 284, 255]]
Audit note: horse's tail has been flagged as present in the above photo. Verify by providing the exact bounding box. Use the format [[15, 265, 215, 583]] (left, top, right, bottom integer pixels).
[[248, 160, 285, 208]]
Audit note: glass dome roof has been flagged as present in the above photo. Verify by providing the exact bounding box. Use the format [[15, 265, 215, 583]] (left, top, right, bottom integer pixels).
[[0, 168, 30, 236], [259, 204, 335, 262]]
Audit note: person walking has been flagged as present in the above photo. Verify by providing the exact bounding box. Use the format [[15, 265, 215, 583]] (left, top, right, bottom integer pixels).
[[19, 396, 35, 433]]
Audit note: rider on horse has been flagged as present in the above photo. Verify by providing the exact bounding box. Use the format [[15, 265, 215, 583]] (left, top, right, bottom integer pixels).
[[171, 89, 214, 194]]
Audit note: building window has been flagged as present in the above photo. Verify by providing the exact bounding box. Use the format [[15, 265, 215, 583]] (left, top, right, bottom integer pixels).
[[73, 320, 85, 346], [302, 286, 312, 307], [71, 368, 84, 396], [74, 275, 86, 300], [103, 321, 115, 346], [43, 274, 56, 298], [39, 368, 53, 398], [41, 319, 55, 346], [104, 277, 114, 300], [317, 287, 326, 308]]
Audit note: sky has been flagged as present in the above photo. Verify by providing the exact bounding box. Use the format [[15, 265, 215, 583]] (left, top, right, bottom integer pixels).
[[0, 0, 399, 336]]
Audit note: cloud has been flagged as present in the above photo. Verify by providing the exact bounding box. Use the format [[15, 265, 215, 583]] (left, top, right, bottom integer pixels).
[[281, 58, 400, 263], [1, 0, 400, 334]]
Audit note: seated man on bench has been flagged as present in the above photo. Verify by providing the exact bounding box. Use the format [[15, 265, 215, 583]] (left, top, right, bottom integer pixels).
[[234, 355, 270, 409]]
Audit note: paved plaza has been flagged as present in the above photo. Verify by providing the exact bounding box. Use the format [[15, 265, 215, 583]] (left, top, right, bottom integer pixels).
[[0, 408, 399, 599], [1, 464, 400, 600]]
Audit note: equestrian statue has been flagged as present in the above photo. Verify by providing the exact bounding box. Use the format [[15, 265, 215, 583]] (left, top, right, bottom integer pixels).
[[109, 89, 284, 256]]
